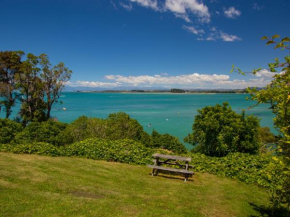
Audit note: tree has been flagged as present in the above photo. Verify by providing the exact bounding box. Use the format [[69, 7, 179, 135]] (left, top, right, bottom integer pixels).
[[105, 112, 152, 145], [184, 102, 261, 157], [39, 54, 72, 119], [151, 129, 187, 154], [231, 35, 290, 210], [15, 52, 72, 124], [0, 51, 24, 118], [18, 53, 46, 124]]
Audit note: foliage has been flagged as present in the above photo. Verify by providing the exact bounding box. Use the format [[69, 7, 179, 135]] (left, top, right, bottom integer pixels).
[[0, 138, 154, 165], [151, 129, 187, 154], [190, 152, 288, 204], [0, 118, 23, 144], [231, 35, 290, 211], [105, 112, 152, 145], [39, 54, 72, 119], [259, 127, 279, 153], [0, 50, 72, 124], [65, 138, 153, 165], [185, 102, 261, 157], [0, 51, 24, 118], [259, 127, 278, 144], [17, 53, 72, 124], [0, 142, 64, 156], [14, 120, 67, 146], [59, 113, 152, 146]]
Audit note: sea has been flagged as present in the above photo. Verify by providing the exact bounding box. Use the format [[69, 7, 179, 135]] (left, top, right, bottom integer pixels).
[[2, 92, 276, 149]]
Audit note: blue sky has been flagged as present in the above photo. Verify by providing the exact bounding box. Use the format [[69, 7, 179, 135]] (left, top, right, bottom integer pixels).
[[1, 0, 289, 89]]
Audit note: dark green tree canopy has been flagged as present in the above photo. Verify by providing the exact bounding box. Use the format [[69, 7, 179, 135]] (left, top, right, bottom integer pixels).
[[185, 102, 261, 157], [0, 51, 24, 118], [0, 50, 72, 124]]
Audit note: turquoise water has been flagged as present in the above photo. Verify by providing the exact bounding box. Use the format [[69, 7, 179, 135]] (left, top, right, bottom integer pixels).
[[2, 93, 276, 149]]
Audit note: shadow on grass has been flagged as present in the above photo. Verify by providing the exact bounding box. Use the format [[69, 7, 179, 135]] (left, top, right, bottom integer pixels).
[[248, 203, 289, 217], [148, 173, 194, 182]]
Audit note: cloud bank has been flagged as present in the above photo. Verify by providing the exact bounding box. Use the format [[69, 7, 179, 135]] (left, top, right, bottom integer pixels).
[[67, 70, 274, 89]]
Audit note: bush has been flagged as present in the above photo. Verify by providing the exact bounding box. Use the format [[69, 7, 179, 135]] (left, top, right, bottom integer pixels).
[[65, 138, 154, 165], [151, 129, 187, 154], [185, 102, 261, 157], [190, 152, 288, 200], [59, 113, 152, 146], [14, 120, 67, 145], [105, 112, 152, 146], [0, 142, 64, 156], [0, 138, 154, 165], [0, 118, 23, 144]]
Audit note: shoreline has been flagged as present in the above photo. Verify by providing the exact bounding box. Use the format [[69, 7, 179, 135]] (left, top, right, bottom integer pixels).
[[67, 91, 248, 95]]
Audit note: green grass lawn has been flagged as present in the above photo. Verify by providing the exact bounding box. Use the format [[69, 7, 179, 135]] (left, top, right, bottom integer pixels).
[[0, 152, 272, 217]]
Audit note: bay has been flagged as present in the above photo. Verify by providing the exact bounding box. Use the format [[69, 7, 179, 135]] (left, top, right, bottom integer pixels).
[[53, 92, 275, 149], [1, 92, 275, 149]]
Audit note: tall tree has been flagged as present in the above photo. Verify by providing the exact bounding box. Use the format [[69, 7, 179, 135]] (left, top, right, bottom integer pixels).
[[39, 54, 72, 119], [18, 53, 46, 124], [0, 51, 24, 118], [184, 102, 261, 157], [231, 35, 290, 210]]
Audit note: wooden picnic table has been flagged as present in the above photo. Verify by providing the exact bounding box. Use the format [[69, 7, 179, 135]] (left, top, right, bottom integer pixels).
[[147, 153, 194, 182]]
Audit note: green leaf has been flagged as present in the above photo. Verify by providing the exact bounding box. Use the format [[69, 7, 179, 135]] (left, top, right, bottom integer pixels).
[[266, 40, 275, 45], [275, 43, 283, 49], [281, 37, 290, 42], [271, 34, 280, 39], [261, 36, 268, 40]]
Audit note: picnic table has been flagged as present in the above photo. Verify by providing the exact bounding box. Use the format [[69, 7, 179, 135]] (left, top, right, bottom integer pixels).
[[147, 153, 194, 182]]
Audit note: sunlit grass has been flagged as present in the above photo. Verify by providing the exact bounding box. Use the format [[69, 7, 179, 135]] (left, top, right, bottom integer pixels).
[[0, 152, 271, 217]]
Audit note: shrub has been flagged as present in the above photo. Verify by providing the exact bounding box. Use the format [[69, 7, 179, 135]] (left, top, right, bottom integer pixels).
[[185, 102, 261, 157], [0, 142, 64, 156], [151, 129, 187, 154], [1, 138, 154, 165], [59, 113, 152, 146], [0, 118, 23, 144], [105, 112, 152, 146], [14, 120, 67, 145], [65, 138, 154, 165]]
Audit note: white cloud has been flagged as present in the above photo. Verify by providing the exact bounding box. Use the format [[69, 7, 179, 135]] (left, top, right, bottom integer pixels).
[[213, 78, 271, 89], [128, 0, 210, 23], [67, 71, 277, 89], [220, 31, 241, 42], [165, 0, 210, 23], [120, 2, 133, 11], [255, 69, 276, 78], [174, 13, 191, 23], [71, 81, 121, 88], [130, 0, 159, 10], [189, 27, 241, 42], [224, 7, 241, 19], [183, 25, 204, 35], [105, 73, 229, 86]]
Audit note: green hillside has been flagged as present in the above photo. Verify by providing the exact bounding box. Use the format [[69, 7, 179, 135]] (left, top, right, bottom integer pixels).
[[0, 152, 271, 217]]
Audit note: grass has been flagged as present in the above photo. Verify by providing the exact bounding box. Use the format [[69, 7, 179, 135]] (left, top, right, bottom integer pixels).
[[0, 152, 273, 217]]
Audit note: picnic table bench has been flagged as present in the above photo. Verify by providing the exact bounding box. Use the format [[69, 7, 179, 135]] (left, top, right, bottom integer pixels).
[[147, 153, 194, 182]]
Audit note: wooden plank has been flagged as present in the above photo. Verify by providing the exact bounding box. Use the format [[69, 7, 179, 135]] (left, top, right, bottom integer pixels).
[[147, 165, 194, 175], [152, 153, 191, 162]]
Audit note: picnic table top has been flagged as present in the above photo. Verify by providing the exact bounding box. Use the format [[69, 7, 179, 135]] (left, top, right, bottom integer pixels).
[[152, 153, 191, 162]]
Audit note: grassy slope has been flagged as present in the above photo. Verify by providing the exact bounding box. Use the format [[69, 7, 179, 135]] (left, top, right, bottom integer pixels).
[[0, 152, 271, 217]]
